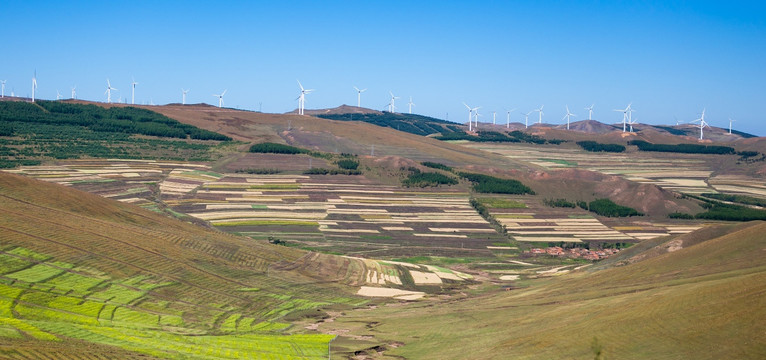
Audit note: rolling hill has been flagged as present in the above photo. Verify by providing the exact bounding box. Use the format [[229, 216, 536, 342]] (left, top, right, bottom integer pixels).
[[326, 221, 766, 359]]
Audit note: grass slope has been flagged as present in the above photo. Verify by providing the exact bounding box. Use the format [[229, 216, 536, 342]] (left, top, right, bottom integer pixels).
[[331, 222, 766, 359], [0, 171, 365, 359]]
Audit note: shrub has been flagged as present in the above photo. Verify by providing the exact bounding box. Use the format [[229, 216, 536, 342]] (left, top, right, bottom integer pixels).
[[248, 142, 308, 154], [402, 172, 458, 187], [421, 161, 453, 171], [668, 212, 694, 219], [336, 159, 359, 170], [587, 198, 643, 217], [543, 198, 576, 208]]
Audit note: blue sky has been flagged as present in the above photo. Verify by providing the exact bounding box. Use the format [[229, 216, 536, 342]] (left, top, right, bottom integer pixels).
[[2, 1, 764, 135]]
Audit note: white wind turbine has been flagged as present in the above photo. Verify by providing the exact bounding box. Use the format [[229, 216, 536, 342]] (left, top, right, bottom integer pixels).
[[408, 96, 415, 114], [563, 105, 576, 130], [353, 86, 367, 107], [131, 77, 138, 105], [474, 108, 483, 129], [728, 118, 735, 134], [1, 80, 5, 98], [463, 102, 479, 132], [535, 105, 544, 124], [628, 117, 638, 133], [585, 104, 594, 120], [613, 103, 631, 132], [691, 108, 709, 140], [32, 71, 37, 102], [71, 86, 76, 99], [506, 108, 517, 128], [105, 78, 117, 103], [523, 110, 533, 129], [297, 80, 313, 115], [56, 90, 62, 100], [182, 89, 189, 105], [492, 111, 497, 125], [213, 89, 227, 108], [388, 92, 400, 113]]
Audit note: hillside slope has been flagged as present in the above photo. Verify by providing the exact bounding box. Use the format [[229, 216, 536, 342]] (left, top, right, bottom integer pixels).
[[329, 222, 766, 359], [0, 171, 362, 358]]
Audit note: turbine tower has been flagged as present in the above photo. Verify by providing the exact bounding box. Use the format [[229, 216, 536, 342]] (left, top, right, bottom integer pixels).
[[506, 108, 516, 128], [105, 78, 117, 104], [131, 77, 138, 105], [585, 104, 594, 120], [728, 118, 735, 134], [535, 105, 544, 124], [628, 117, 638, 133], [407, 96, 415, 114], [563, 105, 576, 130], [492, 111, 497, 125], [613, 103, 631, 132], [463, 103, 474, 132], [213, 89, 227, 108], [523, 111, 532, 129], [32, 71, 37, 102], [353, 86, 367, 107], [56, 90, 62, 100], [297, 80, 313, 115], [1, 80, 5, 98], [182, 89, 189, 105], [71, 86, 76, 99], [388, 92, 399, 113], [691, 108, 709, 140]]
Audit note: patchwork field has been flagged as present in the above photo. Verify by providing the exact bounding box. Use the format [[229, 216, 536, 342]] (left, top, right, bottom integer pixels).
[[468, 143, 717, 194]]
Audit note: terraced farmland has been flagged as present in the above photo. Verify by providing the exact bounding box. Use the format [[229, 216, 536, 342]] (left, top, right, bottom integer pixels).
[[483, 197, 701, 244]]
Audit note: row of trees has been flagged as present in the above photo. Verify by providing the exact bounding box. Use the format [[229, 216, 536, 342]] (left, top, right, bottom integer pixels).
[[421, 161, 453, 171], [316, 112, 454, 136], [435, 130, 562, 145], [576, 141, 626, 153], [586, 198, 643, 217], [628, 140, 735, 155], [458, 172, 535, 195], [402, 170, 458, 187]]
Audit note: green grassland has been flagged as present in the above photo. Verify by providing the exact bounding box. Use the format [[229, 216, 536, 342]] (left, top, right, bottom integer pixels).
[[0, 171, 366, 359], [328, 221, 766, 359]]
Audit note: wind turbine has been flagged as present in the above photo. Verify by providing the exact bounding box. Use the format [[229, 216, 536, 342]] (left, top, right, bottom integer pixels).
[[131, 77, 138, 105], [628, 117, 638, 133], [463, 102, 478, 132], [213, 89, 227, 108], [297, 80, 313, 115], [56, 90, 62, 100], [182, 89, 189, 105], [613, 103, 631, 132], [408, 96, 415, 114], [691, 108, 709, 140], [728, 118, 735, 134], [535, 105, 544, 124], [105, 78, 117, 103], [71, 86, 76, 99], [32, 71, 37, 102], [506, 108, 516, 128], [523, 111, 533, 129], [585, 104, 594, 120], [353, 86, 367, 107], [492, 111, 497, 125], [388, 92, 399, 113], [563, 105, 576, 130], [1, 80, 5, 98], [474, 108, 483, 129]]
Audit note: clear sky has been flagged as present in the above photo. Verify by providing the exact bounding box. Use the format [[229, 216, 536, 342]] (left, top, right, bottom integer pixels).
[[1, 1, 764, 135]]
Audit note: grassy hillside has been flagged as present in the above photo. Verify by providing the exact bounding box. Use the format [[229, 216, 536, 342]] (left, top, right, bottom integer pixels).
[[0, 101, 231, 168], [0, 171, 366, 359], [328, 222, 766, 359]]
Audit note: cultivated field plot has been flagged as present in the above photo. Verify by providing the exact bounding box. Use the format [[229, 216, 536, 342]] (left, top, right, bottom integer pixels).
[[469, 143, 716, 194], [5, 159, 210, 206], [174, 174, 504, 257], [709, 174, 766, 199], [486, 198, 701, 243]]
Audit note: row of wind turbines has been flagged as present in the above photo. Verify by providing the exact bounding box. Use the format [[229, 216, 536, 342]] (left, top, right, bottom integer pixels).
[[3, 73, 738, 140], [461, 102, 736, 140]]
